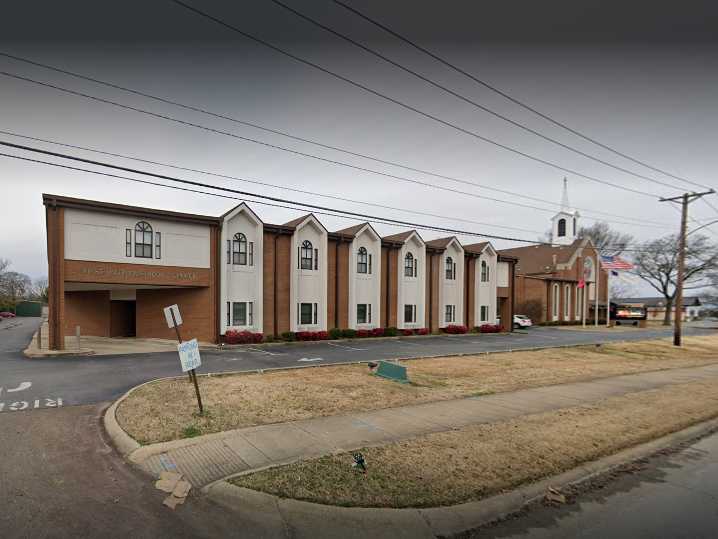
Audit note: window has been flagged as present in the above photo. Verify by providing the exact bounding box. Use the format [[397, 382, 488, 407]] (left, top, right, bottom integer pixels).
[[564, 285, 571, 319], [404, 252, 416, 277], [404, 304, 417, 323], [226, 240, 230, 264], [299, 302, 317, 325], [480, 305, 489, 322], [481, 260, 489, 282], [557, 218, 566, 237], [445, 305, 455, 323], [125, 229, 132, 257], [314, 248, 318, 270], [368, 253, 372, 274], [134, 221, 153, 258], [226, 302, 230, 327], [572, 218, 577, 236], [301, 240, 313, 270], [155, 232, 161, 259], [445, 257, 456, 280], [576, 286, 582, 320], [552, 283, 560, 320], [249, 241, 254, 266], [233, 233, 247, 265], [357, 303, 372, 324], [357, 247, 368, 274], [233, 302, 247, 326]]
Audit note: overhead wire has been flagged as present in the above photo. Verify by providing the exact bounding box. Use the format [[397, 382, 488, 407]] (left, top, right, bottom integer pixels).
[[165, 0, 666, 199], [0, 52, 674, 226], [329, 0, 712, 192], [0, 71, 668, 229]]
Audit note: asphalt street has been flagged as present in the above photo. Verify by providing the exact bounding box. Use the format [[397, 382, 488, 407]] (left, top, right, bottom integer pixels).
[[1, 317, 716, 412], [470, 430, 718, 539]]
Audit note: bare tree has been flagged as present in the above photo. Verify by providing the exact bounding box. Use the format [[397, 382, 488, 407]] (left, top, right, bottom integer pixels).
[[0, 259, 33, 309], [632, 234, 718, 325], [31, 277, 49, 302], [578, 222, 633, 256]]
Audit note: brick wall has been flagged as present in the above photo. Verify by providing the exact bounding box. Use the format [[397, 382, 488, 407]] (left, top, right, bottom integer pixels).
[[136, 288, 214, 342], [64, 290, 111, 337]]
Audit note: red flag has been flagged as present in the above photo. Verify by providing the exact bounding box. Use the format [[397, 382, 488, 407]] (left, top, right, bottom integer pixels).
[[578, 279, 585, 289]]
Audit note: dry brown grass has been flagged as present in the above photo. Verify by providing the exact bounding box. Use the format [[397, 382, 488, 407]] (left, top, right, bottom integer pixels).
[[232, 379, 718, 507], [116, 335, 718, 444]]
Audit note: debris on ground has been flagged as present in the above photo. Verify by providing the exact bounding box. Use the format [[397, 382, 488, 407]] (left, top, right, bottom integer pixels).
[[154, 471, 192, 509], [544, 486, 566, 504]]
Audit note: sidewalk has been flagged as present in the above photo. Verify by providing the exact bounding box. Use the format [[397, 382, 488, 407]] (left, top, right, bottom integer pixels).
[[128, 363, 718, 489]]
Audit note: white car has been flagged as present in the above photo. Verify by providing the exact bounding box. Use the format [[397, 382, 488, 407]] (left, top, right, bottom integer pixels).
[[513, 314, 532, 329]]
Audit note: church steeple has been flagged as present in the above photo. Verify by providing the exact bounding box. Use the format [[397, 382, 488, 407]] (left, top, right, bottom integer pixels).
[[551, 178, 580, 246]]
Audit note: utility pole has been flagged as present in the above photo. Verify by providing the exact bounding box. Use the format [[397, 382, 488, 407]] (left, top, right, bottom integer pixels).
[[659, 190, 715, 346]]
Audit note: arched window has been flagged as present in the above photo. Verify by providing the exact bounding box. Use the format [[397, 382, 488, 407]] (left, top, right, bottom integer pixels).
[[233, 233, 247, 265], [445, 256, 455, 280], [564, 284, 571, 319], [552, 283, 560, 320], [481, 260, 489, 282], [557, 218, 566, 237], [357, 247, 368, 273], [301, 240, 314, 270], [404, 252, 416, 277], [576, 285, 582, 321], [134, 221, 153, 258]]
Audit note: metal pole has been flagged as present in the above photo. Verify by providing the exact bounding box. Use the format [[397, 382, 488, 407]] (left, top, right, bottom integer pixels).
[[594, 254, 599, 327], [606, 270, 611, 328], [674, 193, 689, 346], [191, 369, 204, 414]]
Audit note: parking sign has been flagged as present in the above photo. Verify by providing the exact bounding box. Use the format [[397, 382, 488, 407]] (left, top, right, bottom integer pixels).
[[177, 338, 202, 372]]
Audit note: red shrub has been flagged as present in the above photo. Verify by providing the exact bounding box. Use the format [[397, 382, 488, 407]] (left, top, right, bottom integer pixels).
[[415, 327, 429, 335], [443, 324, 468, 334], [478, 324, 502, 333], [401, 329, 414, 336], [316, 331, 329, 340], [356, 329, 370, 338], [370, 327, 385, 337], [296, 331, 331, 341], [225, 330, 264, 344]]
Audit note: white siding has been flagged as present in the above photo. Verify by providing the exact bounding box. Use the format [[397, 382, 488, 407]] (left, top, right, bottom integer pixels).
[[220, 206, 263, 334], [397, 234, 426, 329], [64, 208, 210, 268], [439, 241, 464, 328], [348, 228, 381, 329], [290, 218, 328, 331], [475, 250, 498, 326]]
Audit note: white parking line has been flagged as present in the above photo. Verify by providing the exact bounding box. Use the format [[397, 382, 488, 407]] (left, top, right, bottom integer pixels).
[[298, 357, 323, 362], [326, 342, 367, 352], [246, 347, 284, 356]]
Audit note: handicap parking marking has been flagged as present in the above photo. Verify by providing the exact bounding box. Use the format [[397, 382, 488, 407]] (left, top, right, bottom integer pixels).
[[326, 342, 367, 352]]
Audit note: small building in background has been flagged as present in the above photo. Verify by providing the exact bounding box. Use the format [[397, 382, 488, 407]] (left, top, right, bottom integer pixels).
[[618, 296, 703, 322]]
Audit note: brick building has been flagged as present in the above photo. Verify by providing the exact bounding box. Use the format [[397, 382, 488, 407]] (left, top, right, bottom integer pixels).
[[498, 180, 609, 324], [44, 194, 516, 349]]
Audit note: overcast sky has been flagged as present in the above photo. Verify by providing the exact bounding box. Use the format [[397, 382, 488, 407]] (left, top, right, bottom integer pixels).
[[2, 0, 717, 296]]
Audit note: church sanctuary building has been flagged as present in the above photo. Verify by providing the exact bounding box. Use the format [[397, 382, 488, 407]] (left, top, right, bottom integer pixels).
[[498, 180, 609, 325], [44, 194, 515, 349]]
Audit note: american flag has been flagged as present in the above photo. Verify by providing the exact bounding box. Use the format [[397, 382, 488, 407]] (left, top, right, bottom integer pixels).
[[600, 255, 634, 271]]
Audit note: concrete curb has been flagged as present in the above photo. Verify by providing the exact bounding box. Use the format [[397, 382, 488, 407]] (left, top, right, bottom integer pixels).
[[203, 416, 718, 538]]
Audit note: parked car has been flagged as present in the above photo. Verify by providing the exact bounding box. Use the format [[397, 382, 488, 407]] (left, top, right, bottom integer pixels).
[[513, 314, 532, 329], [0, 311, 16, 318]]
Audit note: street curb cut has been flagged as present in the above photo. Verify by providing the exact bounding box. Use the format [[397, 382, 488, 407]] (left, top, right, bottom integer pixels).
[[202, 416, 718, 539]]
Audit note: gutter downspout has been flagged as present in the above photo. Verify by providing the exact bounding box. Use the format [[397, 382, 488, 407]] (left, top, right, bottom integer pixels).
[[429, 253, 433, 331], [385, 248, 391, 328]]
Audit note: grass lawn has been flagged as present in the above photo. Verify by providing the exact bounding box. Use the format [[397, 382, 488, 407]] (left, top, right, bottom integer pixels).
[[232, 379, 718, 507], [116, 335, 718, 444]]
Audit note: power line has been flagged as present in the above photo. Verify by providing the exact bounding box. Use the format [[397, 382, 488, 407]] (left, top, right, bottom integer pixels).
[[166, 0, 665, 199], [0, 141, 553, 243], [330, 0, 712, 192], [0, 72, 667, 229], [0, 52, 670, 226], [268, 0, 682, 192], [0, 129, 544, 236]]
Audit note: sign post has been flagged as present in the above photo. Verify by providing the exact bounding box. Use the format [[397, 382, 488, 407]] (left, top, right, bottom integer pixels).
[[164, 304, 204, 415]]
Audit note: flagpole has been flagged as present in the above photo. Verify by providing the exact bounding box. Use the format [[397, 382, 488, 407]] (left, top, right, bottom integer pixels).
[[606, 268, 611, 328]]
